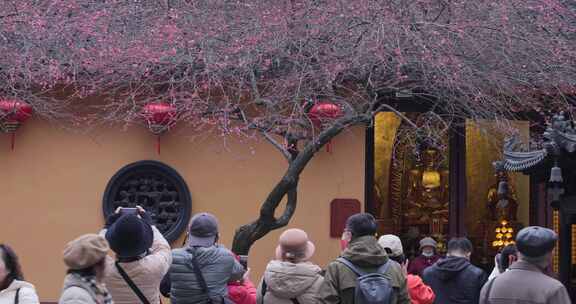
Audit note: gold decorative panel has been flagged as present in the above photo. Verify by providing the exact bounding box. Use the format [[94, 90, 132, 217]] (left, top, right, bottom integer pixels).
[[572, 224, 576, 264], [553, 210, 559, 273], [373, 112, 401, 219], [465, 120, 530, 264]]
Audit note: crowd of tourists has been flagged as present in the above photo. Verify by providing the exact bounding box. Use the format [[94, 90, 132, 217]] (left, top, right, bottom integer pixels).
[[0, 207, 571, 303]]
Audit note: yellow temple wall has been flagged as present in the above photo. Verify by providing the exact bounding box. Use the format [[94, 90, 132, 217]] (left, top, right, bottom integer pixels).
[[0, 119, 366, 302], [465, 120, 531, 232]]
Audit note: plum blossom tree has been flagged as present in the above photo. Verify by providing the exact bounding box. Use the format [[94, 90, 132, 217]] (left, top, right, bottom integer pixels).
[[0, 0, 575, 254]]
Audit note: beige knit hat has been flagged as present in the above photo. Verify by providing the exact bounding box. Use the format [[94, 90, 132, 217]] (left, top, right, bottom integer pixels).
[[63, 234, 109, 270]]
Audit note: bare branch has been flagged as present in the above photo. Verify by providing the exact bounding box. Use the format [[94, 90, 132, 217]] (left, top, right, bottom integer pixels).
[[262, 132, 292, 161]]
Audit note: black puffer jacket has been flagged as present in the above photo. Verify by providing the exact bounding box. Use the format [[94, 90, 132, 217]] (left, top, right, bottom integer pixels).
[[422, 256, 486, 304]]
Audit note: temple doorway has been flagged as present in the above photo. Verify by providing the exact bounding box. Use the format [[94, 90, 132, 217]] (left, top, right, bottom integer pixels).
[[367, 112, 532, 268]]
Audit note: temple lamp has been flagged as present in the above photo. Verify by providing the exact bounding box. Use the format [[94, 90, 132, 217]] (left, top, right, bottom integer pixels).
[[497, 180, 510, 209], [548, 162, 564, 206], [421, 148, 442, 189]]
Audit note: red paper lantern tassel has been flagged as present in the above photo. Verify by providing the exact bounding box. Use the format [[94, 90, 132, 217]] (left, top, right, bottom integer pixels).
[[326, 140, 333, 153], [11, 132, 15, 151], [157, 135, 161, 155]]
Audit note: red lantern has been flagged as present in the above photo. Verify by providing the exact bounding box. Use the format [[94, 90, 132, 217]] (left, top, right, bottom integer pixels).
[[308, 101, 343, 127], [0, 99, 33, 151], [141, 102, 177, 155], [307, 101, 343, 153]]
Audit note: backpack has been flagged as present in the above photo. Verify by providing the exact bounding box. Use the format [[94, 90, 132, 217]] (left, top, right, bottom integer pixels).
[[337, 257, 395, 304]]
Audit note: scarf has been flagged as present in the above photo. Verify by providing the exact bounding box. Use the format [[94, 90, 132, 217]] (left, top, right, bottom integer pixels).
[[73, 273, 114, 304]]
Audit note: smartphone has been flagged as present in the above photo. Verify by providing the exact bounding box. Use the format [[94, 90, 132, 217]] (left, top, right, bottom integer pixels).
[[238, 255, 248, 269], [120, 207, 138, 215]]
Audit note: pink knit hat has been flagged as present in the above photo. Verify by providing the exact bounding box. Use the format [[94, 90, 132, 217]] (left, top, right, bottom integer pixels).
[[275, 229, 315, 262]]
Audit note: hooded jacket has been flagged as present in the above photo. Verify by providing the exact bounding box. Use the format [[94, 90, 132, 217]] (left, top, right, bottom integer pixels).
[[422, 256, 486, 304], [229, 279, 257, 304], [256, 261, 323, 304], [0, 280, 39, 304], [407, 275, 435, 304], [408, 255, 441, 276], [318, 235, 411, 304]]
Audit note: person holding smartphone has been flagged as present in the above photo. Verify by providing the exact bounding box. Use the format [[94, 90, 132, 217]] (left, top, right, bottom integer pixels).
[[101, 206, 172, 304], [164, 212, 244, 304]]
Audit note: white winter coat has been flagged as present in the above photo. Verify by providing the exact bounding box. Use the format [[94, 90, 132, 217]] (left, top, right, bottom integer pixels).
[[257, 261, 323, 304], [0, 280, 39, 304]]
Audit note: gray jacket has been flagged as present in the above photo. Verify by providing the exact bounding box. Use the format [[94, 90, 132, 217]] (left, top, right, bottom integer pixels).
[[480, 260, 571, 304], [170, 245, 244, 304]]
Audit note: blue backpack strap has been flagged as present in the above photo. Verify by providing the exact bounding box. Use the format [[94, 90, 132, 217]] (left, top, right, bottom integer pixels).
[[337, 257, 366, 276], [377, 260, 391, 274]]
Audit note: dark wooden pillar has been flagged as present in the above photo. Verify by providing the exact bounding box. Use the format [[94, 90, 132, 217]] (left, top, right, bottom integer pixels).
[[365, 125, 375, 213], [558, 203, 572, 292], [558, 196, 576, 298], [449, 119, 467, 237], [530, 177, 549, 227]]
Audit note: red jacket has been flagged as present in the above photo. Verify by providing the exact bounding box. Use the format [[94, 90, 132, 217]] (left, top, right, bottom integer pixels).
[[228, 279, 257, 304], [407, 274, 435, 304], [408, 255, 441, 276]]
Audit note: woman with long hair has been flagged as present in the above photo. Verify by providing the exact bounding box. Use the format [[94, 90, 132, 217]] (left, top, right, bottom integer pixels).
[[0, 244, 39, 304]]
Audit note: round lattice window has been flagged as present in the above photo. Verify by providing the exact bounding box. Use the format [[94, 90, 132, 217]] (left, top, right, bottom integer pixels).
[[103, 160, 192, 243]]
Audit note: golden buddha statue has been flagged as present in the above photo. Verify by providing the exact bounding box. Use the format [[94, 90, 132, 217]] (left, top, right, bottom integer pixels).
[[404, 148, 450, 234]]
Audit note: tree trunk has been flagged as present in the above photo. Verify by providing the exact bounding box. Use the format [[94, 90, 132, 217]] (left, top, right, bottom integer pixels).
[[231, 114, 370, 255], [231, 178, 298, 255]]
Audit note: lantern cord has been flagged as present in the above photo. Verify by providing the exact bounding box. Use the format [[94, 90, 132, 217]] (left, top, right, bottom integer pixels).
[[10, 132, 15, 151], [157, 135, 161, 155]]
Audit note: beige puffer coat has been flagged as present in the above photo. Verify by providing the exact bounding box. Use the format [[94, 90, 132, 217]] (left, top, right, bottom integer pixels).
[[257, 260, 323, 304], [102, 226, 172, 304]]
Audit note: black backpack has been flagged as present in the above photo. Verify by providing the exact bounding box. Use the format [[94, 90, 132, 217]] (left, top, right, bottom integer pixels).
[[337, 258, 395, 304]]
